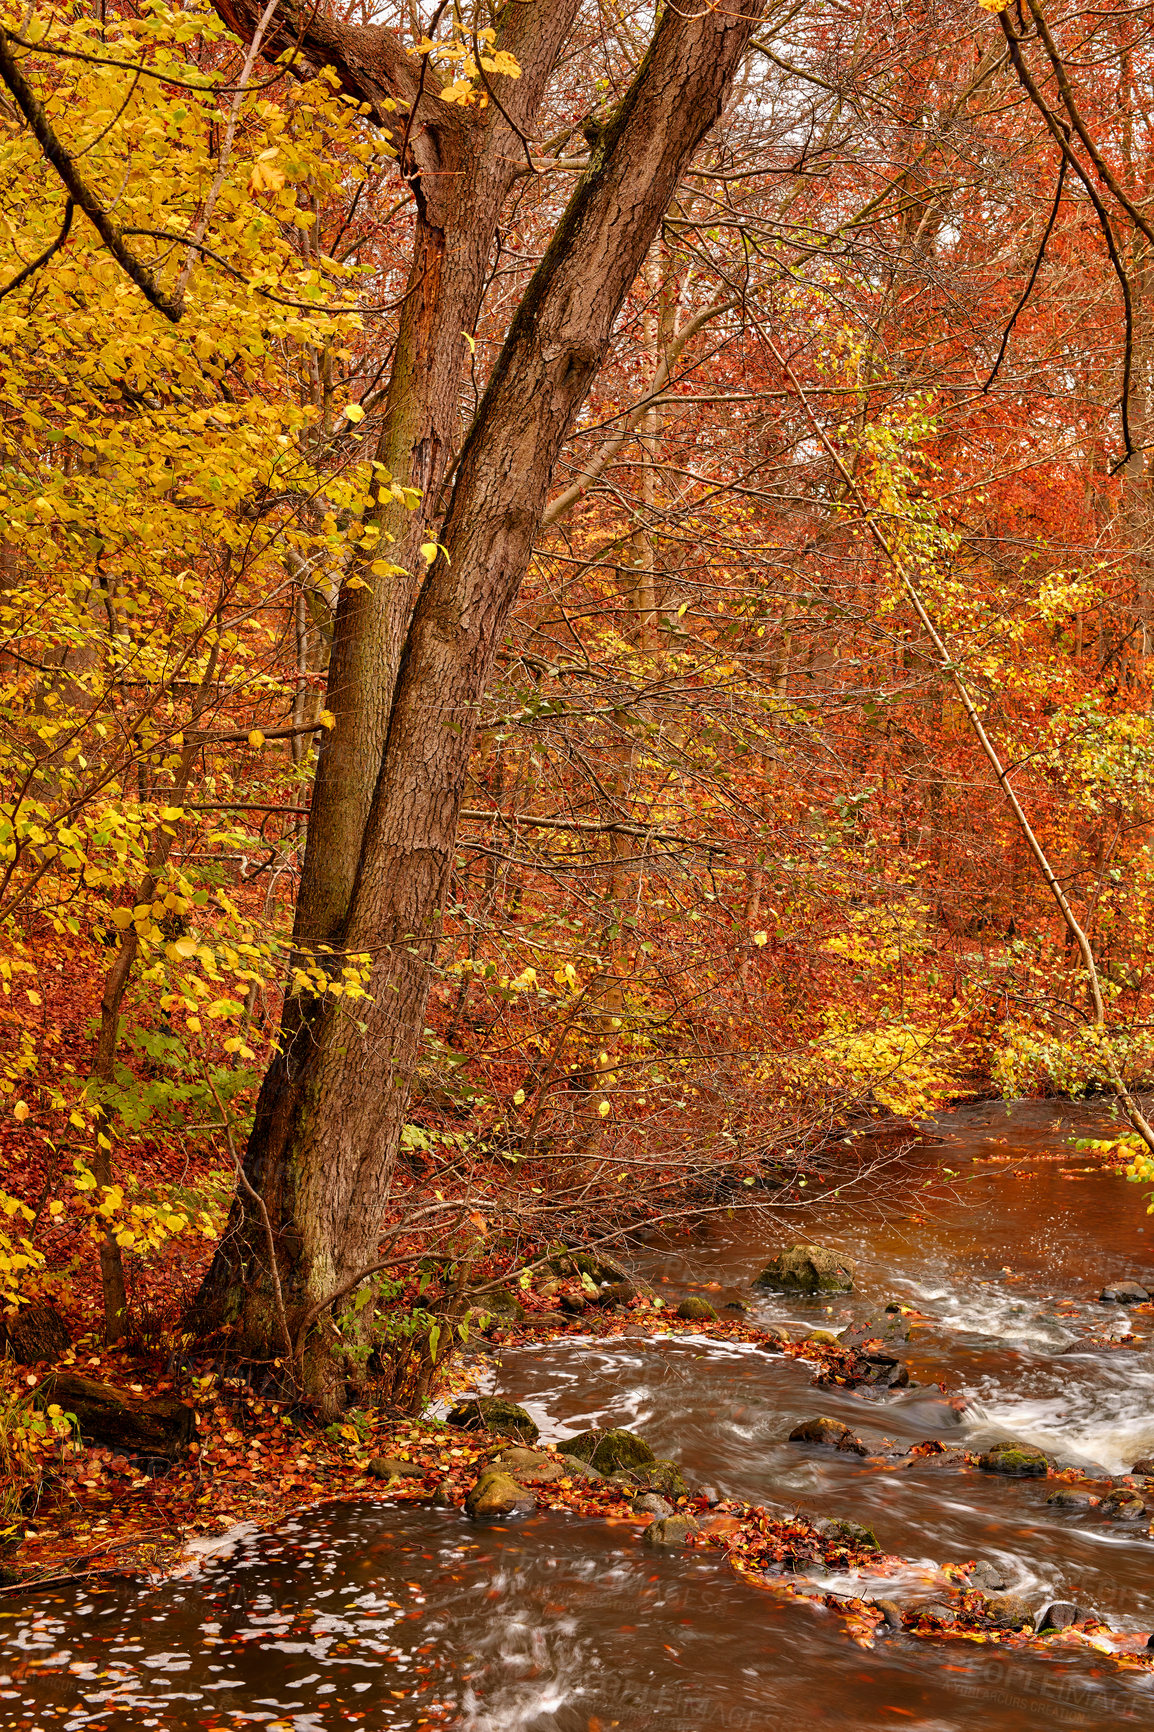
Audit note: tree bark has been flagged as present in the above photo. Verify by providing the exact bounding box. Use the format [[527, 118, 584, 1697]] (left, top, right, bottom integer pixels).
[[195, 0, 766, 1410]]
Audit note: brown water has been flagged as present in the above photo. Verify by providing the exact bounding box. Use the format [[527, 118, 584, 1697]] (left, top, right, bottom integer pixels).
[[5, 1099, 1154, 1730]]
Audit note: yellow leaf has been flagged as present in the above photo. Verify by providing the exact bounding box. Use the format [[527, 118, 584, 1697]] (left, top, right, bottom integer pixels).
[[173, 936, 198, 959], [249, 159, 286, 194], [420, 542, 440, 563], [598, 1099, 611, 1118], [13, 1101, 29, 1122], [159, 806, 184, 821], [753, 930, 768, 947], [49, 1200, 64, 1216], [248, 730, 265, 748], [344, 403, 365, 424]]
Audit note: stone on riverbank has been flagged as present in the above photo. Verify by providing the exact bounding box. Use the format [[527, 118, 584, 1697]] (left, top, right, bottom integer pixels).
[[1131, 1457, 1154, 1476], [367, 1455, 425, 1481], [468, 1289, 526, 1325], [788, 1416, 868, 1455], [464, 1469, 535, 1520], [598, 1281, 638, 1310], [639, 1459, 690, 1499], [754, 1244, 855, 1294], [806, 1329, 841, 1346], [976, 1440, 1048, 1476], [547, 1246, 630, 1286], [677, 1295, 718, 1321], [563, 1427, 656, 1474], [494, 1447, 567, 1484], [642, 1513, 699, 1548], [36, 1371, 195, 1458], [757, 1324, 791, 1350], [446, 1397, 539, 1444]]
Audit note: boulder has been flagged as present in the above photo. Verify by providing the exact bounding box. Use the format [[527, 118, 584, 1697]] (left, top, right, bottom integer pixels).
[[471, 1289, 527, 1323], [977, 1440, 1048, 1477], [1099, 1280, 1148, 1303], [642, 1513, 699, 1549], [631, 1492, 673, 1517], [757, 1325, 791, 1350], [1046, 1487, 1100, 1510], [597, 1281, 637, 1310], [754, 1244, 854, 1294], [493, 1448, 565, 1485], [984, 1592, 1035, 1629], [1130, 1456, 1154, 1476], [964, 1561, 1007, 1592], [806, 1329, 841, 1347], [788, 1416, 868, 1455], [36, 1371, 195, 1457], [1, 1304, 70, 1365], [464, 1469, 535, 1520], [724, 1301, 750, 1315], [559, 1292, 588, 1316], [914, 1602, 957, 1626], [676, 1296, 717, 1322], [1099, 1486, 1146, 1521], [872, 1598, 904, 1631], [367, 1455, 425, 1481], [1037, 1601, 1090, 1631], [446, 1397, 539, 1444], [562, 1427, 655, 1474]]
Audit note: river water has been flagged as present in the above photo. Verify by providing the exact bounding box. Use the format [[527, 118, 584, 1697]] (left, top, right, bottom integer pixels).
[[5, 1100, 1154, 1729]]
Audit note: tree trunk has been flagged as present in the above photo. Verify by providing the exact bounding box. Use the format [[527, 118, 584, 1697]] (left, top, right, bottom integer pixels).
[[195, 0, 765, 1411]]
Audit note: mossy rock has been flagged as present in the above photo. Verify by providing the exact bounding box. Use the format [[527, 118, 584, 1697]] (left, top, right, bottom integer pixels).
[[641, 1458, 690, 1499], [754, 1244, 855, 1294], [464, 1469, 535, 1520], [468, 1289, 526, 1327], [806, 1329, 840, 1347], [642, 1513, 699, 1549], [788, 1416, 868, 1455], [598, 1281, 637, 1310], [564, 1427, 655, 1474], [983, 1592, 1035, 1629], [977, 1440, 1047, 1477], [677, 1296, 717, 1322], [446, 1397, 539, 1444], [816, 1516, 879, 1550]]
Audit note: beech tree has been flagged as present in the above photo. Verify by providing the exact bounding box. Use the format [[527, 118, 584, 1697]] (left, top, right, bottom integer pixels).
[[177, 0, 769, 1408]]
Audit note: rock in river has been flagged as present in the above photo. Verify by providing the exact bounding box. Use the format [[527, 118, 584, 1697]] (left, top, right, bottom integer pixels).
[[562, 1427, 656, 1474], [983, 1592, 1036, 1629], [977, 1439, 1048, 1477], [632, 1492, 673, 1517], [642, 1513, 700, 1549], [840, 1313, 911, 1349], [754, 1244, 855, 1294], [1099, 1486, 1146, 1520], [677, 1295, 718, 1322], [1046, 1486, 1100, 1510], [964, 1561, 1007, 1592], [446, 1397, 539, 1444], [788, 1416, 868, 1455], [1099, 1280, 1149, 1303], [464, 1469, 535, 1520], [1038, 1601, 1093, 1631], [494, 1447, 566, 1484]]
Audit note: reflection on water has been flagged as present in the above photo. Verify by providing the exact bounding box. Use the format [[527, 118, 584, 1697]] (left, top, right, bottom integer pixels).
[[3, 1505, 1153, 1730], [5, 1099, 1154, 1729]]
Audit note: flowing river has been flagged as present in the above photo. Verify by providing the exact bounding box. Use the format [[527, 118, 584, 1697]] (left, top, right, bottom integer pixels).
[[6, 1100, 1154, 1729]]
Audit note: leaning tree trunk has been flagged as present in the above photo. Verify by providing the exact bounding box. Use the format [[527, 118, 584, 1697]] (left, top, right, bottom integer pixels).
[[195, 0, 765, 1412]]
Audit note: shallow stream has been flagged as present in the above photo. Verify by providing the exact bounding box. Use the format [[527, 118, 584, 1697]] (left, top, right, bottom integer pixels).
[[6, 1099, 1154, 1729]]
